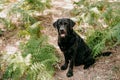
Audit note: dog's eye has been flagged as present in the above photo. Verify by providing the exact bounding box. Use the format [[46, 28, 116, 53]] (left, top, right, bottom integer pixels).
[[64, 22, 68, 25], [59, 22, 62, 25]]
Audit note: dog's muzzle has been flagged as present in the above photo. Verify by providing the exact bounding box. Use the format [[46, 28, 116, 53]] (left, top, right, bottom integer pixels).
[[59, 26, 66, 37]]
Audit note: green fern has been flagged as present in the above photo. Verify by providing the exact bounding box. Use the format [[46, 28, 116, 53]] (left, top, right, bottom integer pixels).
[[3, 53, 31, 80], [0, 0, 51, 31], [92, 40, 105, 57], [0, 18, 16, 30], [73, 0, 120, 57], [22, 37, 58, 80], [28, 21, 42, 38], [1, 0, 56, 80], [3, 36, 58, 80], [107, 23, 120, 46], [28, 62, 52, 80], [86, 23, 120, 57], [86, 30, 105, 49]]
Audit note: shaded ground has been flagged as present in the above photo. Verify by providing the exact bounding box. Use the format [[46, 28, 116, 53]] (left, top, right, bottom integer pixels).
[[0, 0, 120, 80]]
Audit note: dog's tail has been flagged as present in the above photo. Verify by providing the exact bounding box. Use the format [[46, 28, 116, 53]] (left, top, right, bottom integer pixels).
[[95, 51, 112, 58]]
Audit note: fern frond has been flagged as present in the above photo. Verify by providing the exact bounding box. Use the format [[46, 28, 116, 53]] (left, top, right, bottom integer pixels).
[[92, 40, 105, 57], [29, 62, 52, 80], [109, 23, 120, 45], [74, 0, 120, 57]]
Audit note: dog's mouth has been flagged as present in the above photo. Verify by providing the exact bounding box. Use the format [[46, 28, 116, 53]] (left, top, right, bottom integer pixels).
[[60, 30, 66, 37]]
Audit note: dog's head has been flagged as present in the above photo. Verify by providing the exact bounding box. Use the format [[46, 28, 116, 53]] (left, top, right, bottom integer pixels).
[[53, 18, 75, 38]]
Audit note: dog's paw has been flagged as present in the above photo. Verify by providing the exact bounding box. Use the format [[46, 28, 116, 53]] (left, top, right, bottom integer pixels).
[[61, 64, 68, 70], [83, 65, 90, 69], [66, 70, 73, 77], [83, 66, 88, 69]]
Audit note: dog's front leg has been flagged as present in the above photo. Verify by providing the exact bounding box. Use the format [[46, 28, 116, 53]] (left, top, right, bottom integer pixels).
[[61, 53, 69, 70], [67, 55, 75, 77]]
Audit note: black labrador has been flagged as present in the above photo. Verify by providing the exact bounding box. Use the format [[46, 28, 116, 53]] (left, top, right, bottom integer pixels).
[[53, 18, 95, 77]]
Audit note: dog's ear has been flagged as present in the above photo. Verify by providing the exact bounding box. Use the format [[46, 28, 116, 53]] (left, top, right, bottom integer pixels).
[[53, 20, 58, 28], [68, 19, 75, 27]]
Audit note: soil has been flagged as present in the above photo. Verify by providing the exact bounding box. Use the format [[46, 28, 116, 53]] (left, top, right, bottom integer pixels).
[[0, 0, 120, 80]]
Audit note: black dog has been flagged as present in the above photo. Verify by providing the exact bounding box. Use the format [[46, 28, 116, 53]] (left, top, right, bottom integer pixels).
[[53, 18, 95, 77]]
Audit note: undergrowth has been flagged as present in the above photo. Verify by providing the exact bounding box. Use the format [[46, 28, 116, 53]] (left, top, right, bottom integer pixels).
[[0, 0, 59, 80], [88, 23, 120, 57], [72, 0, 120, 57], [3, 28, 58, 80], [2, 19, 58, 80]]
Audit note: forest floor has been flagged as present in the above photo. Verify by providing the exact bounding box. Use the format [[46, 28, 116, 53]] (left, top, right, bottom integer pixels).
[[0, 0, 120, 80], [43, 0, 120, 80]]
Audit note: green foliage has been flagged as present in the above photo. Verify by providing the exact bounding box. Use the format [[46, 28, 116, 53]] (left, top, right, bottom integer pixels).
[[2, 20, 58, 79], [73, 0, 120, 57], [73, 0, 120, 28], [3, 36, 58, 80], [24, 36, 58, 79], [86, 29, 107, 57], [1, 0, 57, 80], [27, 62, 52, 80], [25, 0, 51, 12], [0, 0, 51, 31], [18, 30, 29, 38], [88, 23, 120, 57], [28, 21, 42, 38], [18, 20, 43, 38], [3, 53, 31, 80], [107, 23, 120, 45], [86, 30, 105, 49], [23, 36, 58, 74], [0, 18, 16, 30]]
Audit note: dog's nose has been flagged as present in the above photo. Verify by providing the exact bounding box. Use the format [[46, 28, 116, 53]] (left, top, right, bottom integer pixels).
[[60, 29, 64, 32], [60, 30, 65, 34], [60, 29, 65, 34], [60, 26, 65, 30]]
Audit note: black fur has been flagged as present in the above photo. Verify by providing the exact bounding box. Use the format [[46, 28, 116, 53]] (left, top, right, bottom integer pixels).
[[53, 18, 95, 77]]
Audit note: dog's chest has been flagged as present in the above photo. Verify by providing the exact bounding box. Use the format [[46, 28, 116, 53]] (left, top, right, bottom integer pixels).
[[58, 39, 75, 52]]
